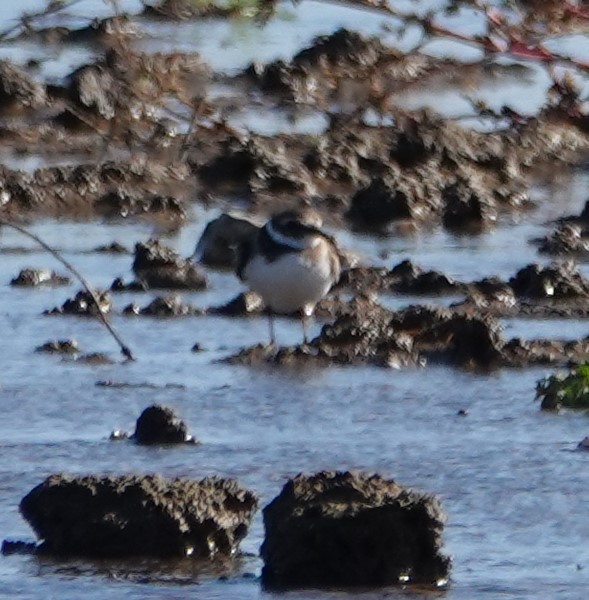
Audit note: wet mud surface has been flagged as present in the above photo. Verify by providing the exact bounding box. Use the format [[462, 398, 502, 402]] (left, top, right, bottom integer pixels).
[[3, 0, 589, 598], [0, 16, 587, 226], [261, 470, 450, 588], [20, 473, 257, 557]]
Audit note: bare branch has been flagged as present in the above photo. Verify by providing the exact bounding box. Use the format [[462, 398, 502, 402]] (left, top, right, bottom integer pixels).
[[0, 218, 135, 361]]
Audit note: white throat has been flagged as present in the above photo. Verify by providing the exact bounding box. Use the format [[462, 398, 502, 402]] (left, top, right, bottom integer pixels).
[[266, 221, 309, 250]]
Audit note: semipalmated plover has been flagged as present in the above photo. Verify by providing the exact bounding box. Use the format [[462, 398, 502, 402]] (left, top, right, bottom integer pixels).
[[237, 210, 341, 344]]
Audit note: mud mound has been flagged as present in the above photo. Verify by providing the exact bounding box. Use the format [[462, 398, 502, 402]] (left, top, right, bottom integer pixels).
[[249, 28, 398, 93], [132, 240, 207, 290], [0, 161, 191, 218], [347, 176, 436, 227], [0, 60, 46, 112], [123, 294, 201, 316], [442, 176, 497, 230], [312, 300, 419, 367], [418, 313, 506, 369], [509, 262, 589, 298], [66, 63, 118, 120], [534, 223, 589, 256], [261, 470, 450, 588], [341, 260, 457, 294], [133, 405, 196, 444], [199, 135, 314, 197], [246, 28, 429, 108], [45, 289, 111, 316], [20, 473, 257, 558], [10, 268, 70, 287], [96, 190, 186, 220], [35, 339, 80, 354], [194, 213, 259, 268], [209, 292, 264, 316]]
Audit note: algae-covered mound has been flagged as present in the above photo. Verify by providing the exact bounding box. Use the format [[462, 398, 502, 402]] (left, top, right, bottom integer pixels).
[[536, 362, 589, 410]]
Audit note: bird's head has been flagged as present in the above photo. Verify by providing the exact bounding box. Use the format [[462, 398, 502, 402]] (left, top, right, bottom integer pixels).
[[269, 209, 323, 239]]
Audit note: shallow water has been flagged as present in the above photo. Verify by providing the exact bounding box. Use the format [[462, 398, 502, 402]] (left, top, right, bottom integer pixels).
[[1, 0, 589, 598], [2, 197, 589, 598]]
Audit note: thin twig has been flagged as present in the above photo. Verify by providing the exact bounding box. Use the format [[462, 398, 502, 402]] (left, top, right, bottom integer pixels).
[[0, 0, 86, 42], [0, 218, 135, 361], [179, 98, 206, 162], [308, 0, 589, 74]]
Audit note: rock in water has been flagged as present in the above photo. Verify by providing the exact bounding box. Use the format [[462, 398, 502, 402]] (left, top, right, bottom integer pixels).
[[133, 405, 194, 444], [44, 289, 112, 316], [10, 268, 71, 287], [132, 240, 207, 290], [261, 470, 450, 588], [20, 474, 258, 558], [194, 213, 259, 269]]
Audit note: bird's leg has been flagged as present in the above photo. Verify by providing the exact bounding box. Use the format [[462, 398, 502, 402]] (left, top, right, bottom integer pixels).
[[301, 313, 309, 345], [267, 309, 276, 346], [301, 305, 313, 345]]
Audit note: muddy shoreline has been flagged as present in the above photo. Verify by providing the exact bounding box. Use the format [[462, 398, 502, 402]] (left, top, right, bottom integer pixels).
[[2, 3, 589, 374]]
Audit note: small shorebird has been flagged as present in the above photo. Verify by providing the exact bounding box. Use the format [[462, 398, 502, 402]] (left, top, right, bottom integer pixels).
[[237, 210, 341, 345]]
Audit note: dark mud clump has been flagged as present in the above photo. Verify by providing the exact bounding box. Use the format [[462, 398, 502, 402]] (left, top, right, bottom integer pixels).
[[1, 540, 37, 555], [560, 197, 589, 226], [230, 299, 419, 368], [533, 223, 589, 256], [303, 112, 531, 231], [0, 60, 46, 112], [456, 265, 589, 317], [260, 470, 450, 589], [389, 260, 457, 294], [232, 296, 589, 369], [20, 473, 258, 558], [45, 289, 112, 316], [96, 190, 186, 220], [10, 268, 71, 286], [194, 213, 259, 269], [132, 240, 207, 290], [347, 176, 433, 228], [35, 339, 80, 354], [509, 262, 589, 299], [441, 177, 497, 230], [93, 241, 129, 254], [246, 28, 406, 104], [64, 62, 118, 121], [110, 277, 147, 292], [459, 277, 517, 312], [208, 292, 264, 316], [384, 305, 506, 369], [132, 404, 197, 445], [123, 295, 201, 317], [142, 0, 257, 18], [26, 15, 138, 46], [74, 352, 114, 365], [199, 135, 314, 199], [313, 300, 420, 368], [340, 260, 458, 295], [0, 161, 191, 219], [414, 313, 505, 369]]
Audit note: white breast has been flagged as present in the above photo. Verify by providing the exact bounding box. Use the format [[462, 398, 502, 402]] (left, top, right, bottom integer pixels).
[[243, 245, 335, 314]]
